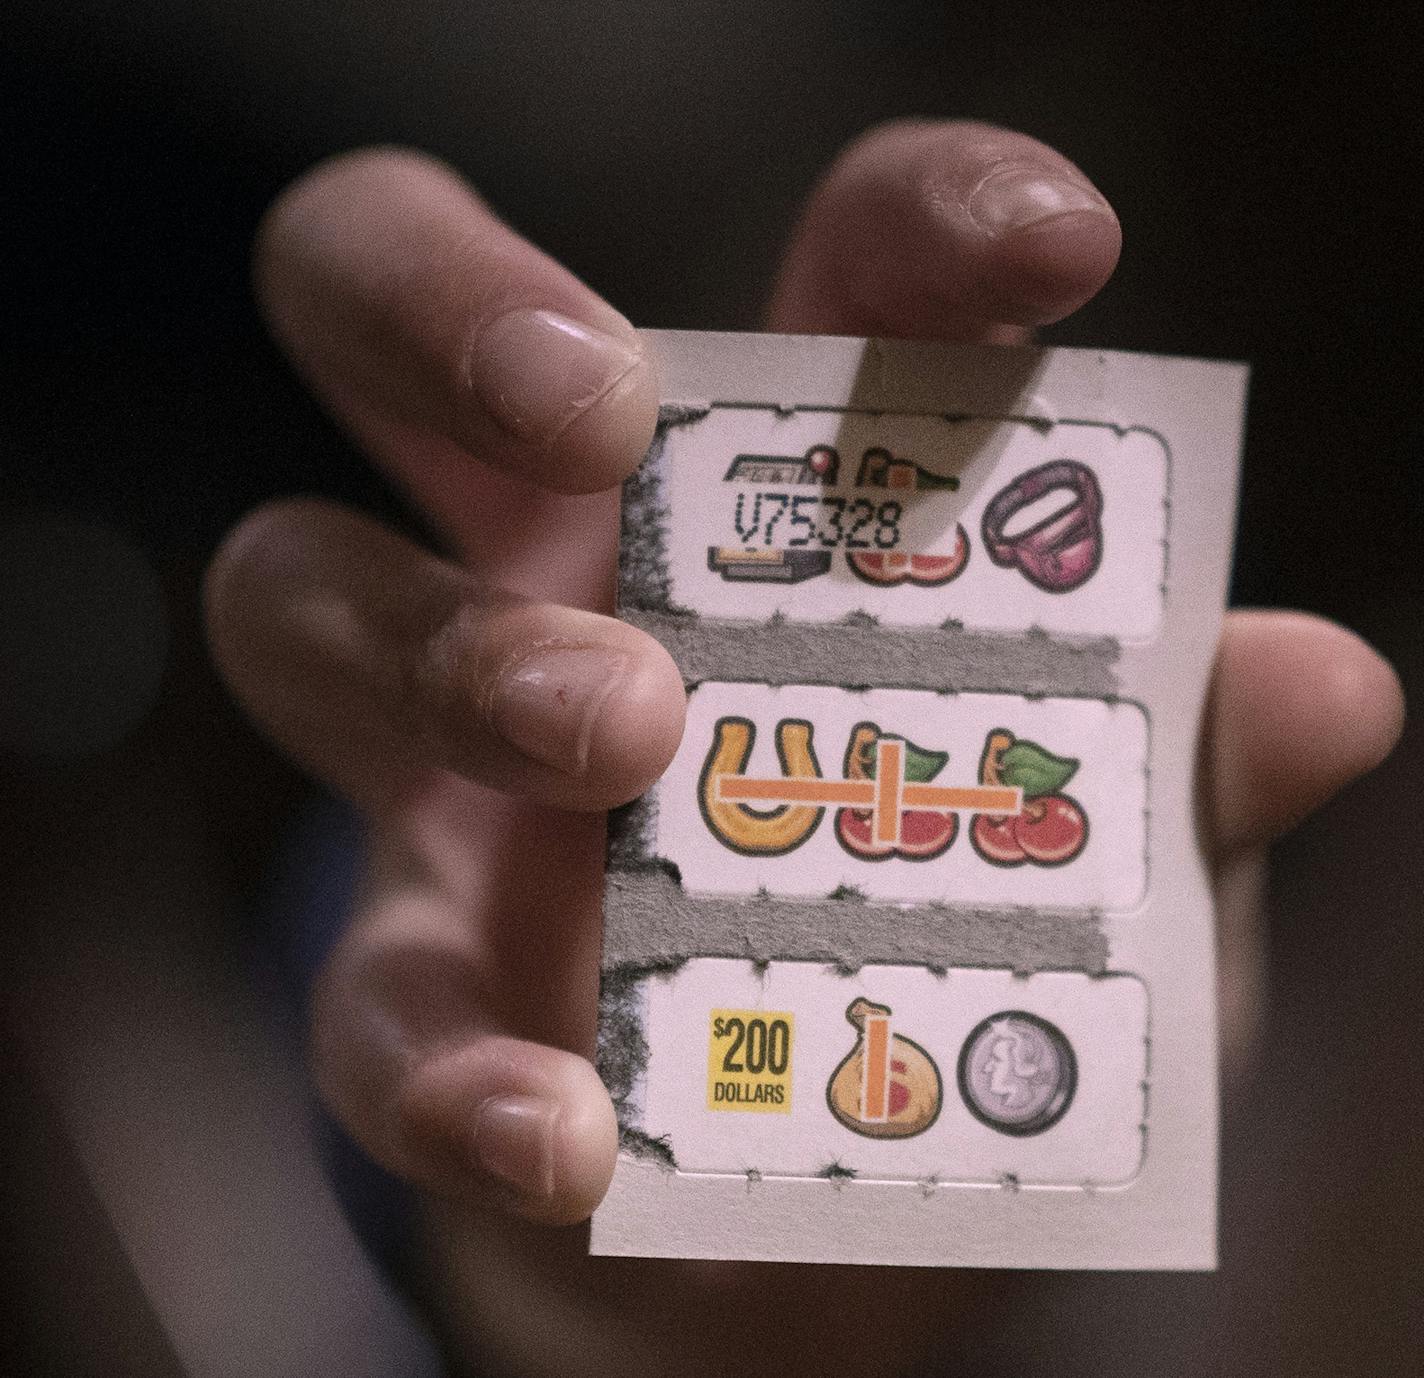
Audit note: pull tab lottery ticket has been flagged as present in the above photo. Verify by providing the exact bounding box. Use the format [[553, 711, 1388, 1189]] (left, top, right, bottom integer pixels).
[[593, 331, 1246, 1269]]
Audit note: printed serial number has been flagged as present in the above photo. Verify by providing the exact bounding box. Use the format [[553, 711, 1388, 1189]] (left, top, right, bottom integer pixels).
[[732, 493, 903, 549], [707, 1009, 795, 1113]]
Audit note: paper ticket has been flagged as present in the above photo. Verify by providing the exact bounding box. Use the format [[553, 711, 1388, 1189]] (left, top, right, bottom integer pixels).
[[594, 332, 1246, 1270]]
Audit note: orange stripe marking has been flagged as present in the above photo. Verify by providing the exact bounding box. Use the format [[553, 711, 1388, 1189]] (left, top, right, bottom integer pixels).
[[903, 784, 1021, 813], [717, 778, 876, 805], [715, 777, 1022, 816], [862, 1015, 890, 1121], [875, 739, 903, 845]]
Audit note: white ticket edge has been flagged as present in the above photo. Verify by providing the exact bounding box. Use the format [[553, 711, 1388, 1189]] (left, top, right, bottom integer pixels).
[[593, 332, 1246, 1270]]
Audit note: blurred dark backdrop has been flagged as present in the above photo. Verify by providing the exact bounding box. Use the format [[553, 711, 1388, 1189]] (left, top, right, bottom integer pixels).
[[3, 2, 1421, 1375]]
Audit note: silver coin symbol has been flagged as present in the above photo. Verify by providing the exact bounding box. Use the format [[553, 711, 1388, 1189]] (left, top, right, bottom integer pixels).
[[957, 1012, 1076, 1136]]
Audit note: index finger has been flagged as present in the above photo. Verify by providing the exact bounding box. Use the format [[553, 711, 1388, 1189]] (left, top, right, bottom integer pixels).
[[255, 147, 660, 496]]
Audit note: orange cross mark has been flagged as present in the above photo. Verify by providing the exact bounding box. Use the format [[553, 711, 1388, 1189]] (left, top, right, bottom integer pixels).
[[714, 739, 1022, 847]]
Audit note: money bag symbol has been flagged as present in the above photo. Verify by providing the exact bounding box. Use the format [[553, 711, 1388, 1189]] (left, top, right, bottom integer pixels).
[[826, 998, 942, 1139]]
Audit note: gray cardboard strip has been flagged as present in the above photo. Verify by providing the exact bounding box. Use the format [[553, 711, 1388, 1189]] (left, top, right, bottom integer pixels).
[[618, 406, 706, 617], [605, 795, 657, 872], [595, 966, 659, 1153], [602, 868, 1107, 974], [622, 609, 1121, 696]]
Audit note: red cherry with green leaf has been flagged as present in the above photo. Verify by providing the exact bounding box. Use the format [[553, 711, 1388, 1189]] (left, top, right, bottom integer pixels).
[[970, 729, 1088, 867], [835, 723, 958, 861]]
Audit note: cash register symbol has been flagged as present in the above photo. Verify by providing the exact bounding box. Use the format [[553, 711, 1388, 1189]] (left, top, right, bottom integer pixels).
[[705, 444, 969, 586], [826, 999, 943, 1139], [706, 446, 840, 586]]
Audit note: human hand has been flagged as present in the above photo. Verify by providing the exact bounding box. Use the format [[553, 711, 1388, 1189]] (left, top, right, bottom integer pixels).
[[205, 124, 1403, 1375]]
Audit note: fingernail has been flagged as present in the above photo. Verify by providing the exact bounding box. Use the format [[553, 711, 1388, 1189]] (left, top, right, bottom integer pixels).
[[473, 1095, 557, 1202], [469, 308, 643, 446], [968, 169, 1109, 237], [488, 645, 629, 775]]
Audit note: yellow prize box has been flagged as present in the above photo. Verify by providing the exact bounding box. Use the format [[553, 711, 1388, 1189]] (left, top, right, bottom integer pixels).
[[706, 1009, 794, 1113]]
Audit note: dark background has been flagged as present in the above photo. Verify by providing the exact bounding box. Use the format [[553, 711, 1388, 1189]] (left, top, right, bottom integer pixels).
[[3, 2, 1421, 1374]]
